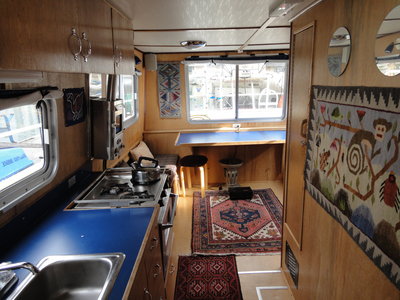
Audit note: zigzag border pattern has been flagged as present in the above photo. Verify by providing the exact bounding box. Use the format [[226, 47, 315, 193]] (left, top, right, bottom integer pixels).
[[304, 85, 400, 290]]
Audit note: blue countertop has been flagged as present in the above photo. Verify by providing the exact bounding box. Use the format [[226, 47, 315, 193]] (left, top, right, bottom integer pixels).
[[175, 130, 286, 146], [1, 182, 154, 299]]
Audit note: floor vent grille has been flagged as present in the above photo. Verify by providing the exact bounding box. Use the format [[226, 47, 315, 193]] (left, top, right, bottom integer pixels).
[[285, 241, 299, 288]]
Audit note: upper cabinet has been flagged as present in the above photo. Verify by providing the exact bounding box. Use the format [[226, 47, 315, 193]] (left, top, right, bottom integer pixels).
[[77, 0, 114, 74], [0, 0, 133, 75], [111, 9, 135, 75], [0, 0, 81, 73]]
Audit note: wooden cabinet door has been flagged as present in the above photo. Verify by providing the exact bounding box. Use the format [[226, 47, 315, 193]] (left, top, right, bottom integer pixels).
[[78, 0, 114, 74], [0, 0, 81, 73], [284, 22, 315, 249], [111, 9, 135, 75], [145, 221, 166, 300], [128, 260, 147, 300]]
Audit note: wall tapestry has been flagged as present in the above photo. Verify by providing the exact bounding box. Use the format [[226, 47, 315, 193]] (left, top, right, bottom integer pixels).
[[63, 88, 86, 127], [157, 62, 182, 118], [305, 86, 400, 289]]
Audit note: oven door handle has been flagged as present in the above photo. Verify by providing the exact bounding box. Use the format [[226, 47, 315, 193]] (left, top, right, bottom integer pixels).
[[160, 223, 173, 229]]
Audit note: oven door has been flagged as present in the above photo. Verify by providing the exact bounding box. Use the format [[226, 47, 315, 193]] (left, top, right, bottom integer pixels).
[[159, 192, 178, 277]]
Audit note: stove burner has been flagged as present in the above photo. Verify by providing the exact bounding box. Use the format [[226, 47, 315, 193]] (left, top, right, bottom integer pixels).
[[100, 183, 155, 200]]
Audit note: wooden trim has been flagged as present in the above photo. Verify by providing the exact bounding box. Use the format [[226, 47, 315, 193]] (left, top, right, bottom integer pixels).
[[288, 0, 324, 23], [176, 140, 286, 147], [103, 0, 131, 21], [134, 25, 291, 32], [283, 21, 315, 251], [122, 206, 160, 300]]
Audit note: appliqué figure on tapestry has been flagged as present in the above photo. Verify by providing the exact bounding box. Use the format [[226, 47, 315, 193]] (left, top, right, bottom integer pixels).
[[305, 86, 400, 289]]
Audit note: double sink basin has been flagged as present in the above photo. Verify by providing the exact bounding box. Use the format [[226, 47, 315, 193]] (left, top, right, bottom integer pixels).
[[6, 253, 125, 300]]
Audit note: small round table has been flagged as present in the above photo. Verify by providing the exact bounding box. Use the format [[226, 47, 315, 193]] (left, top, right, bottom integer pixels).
[[219, 158, 243, 187]]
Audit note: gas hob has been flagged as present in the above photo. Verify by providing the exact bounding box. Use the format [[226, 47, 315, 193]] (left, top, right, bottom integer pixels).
[[70, 168, 168, 209]]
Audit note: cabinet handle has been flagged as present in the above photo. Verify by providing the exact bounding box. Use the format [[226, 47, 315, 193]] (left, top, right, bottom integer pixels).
[[169, 264, 176, 274], [150, 237, 158, 250], [68, 28, 82, 61], [114, 45, 122, 67], [153, 264, 161, 278], [81, 32, 92, 62], [144, 288, 153, 300]]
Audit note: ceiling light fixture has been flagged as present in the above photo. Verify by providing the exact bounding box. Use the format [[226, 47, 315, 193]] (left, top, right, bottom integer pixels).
[[180, 40, 207, 50]]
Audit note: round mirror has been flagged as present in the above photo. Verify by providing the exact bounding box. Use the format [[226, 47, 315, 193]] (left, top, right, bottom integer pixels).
[[375, 5, 400, 76], [327, 27, 351, 77]]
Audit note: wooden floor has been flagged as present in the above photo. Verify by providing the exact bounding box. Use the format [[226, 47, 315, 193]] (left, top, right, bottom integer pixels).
[[165, 180, 294, 300]]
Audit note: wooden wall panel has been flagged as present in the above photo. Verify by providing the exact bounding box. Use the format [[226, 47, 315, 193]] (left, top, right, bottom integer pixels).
[[282, 0, 400, 298]]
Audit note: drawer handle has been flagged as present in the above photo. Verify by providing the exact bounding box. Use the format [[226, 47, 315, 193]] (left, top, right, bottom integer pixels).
[[150, 237, 158, 250], [161, 223, 173, 229], [153, 264, 161, 278], [169, 264, 176, 274], [144, 288, 153, 300]]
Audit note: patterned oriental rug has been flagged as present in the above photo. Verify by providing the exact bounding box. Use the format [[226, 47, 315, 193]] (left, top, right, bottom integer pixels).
[[174, 255, 243, 300], [192, 189, 282, 255]]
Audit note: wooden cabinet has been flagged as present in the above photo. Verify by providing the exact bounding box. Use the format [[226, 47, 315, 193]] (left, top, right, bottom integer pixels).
[[111, 9, 135, 75], [77, 0, 114, 74], [127, 208, 166, 300], [0, 0, 81, 73], [0, 0, 117, 74]]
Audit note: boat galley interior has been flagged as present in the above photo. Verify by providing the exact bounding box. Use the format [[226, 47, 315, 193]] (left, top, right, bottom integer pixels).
[[0, 0, 399, 299]]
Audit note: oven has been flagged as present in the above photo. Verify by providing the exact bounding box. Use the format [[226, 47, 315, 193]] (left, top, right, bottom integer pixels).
[[158, 190, 178, 277]]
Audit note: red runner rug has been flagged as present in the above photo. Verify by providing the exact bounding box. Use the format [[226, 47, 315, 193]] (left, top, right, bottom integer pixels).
[[174, 255, 243, 300], [192, 189, 282, 255]]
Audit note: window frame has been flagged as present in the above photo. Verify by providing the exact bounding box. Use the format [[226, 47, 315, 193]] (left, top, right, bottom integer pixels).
[[185, 60, 289, 124], [118, 74, 139, 129], [0, 98, 59, 213]]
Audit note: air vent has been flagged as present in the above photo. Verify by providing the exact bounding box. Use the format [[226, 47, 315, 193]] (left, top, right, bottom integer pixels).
[[285, 242, 299, 288]]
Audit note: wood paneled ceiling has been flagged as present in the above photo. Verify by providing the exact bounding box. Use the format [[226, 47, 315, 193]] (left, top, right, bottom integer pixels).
[[106, 0, 319, 53]]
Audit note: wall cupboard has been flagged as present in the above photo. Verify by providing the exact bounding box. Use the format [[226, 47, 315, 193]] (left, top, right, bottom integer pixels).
[[111, 9, 136, 75], [0, 0, 134, 75]]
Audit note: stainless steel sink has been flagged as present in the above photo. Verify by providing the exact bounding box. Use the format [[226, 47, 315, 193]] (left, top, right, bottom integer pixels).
[[7, 253, 125, 300]]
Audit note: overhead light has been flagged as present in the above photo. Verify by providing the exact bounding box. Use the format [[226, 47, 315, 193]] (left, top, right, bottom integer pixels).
[[270, 0, 299, 17], [180, 40, 207, 50]]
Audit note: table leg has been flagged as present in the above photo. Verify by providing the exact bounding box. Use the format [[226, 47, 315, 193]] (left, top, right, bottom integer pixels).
[[180, 167, 186, 197]]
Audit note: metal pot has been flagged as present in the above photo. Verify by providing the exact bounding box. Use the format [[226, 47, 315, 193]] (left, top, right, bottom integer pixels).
[[131, 157, 162, 184]]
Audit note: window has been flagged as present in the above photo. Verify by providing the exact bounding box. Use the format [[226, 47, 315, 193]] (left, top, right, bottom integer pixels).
[[116, 75, 139, 128], [186, 61, 288, 122], [0, 97, 58, 212]]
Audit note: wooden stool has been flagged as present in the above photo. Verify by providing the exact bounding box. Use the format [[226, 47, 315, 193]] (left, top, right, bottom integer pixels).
[[179, 155, 208, 198]]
